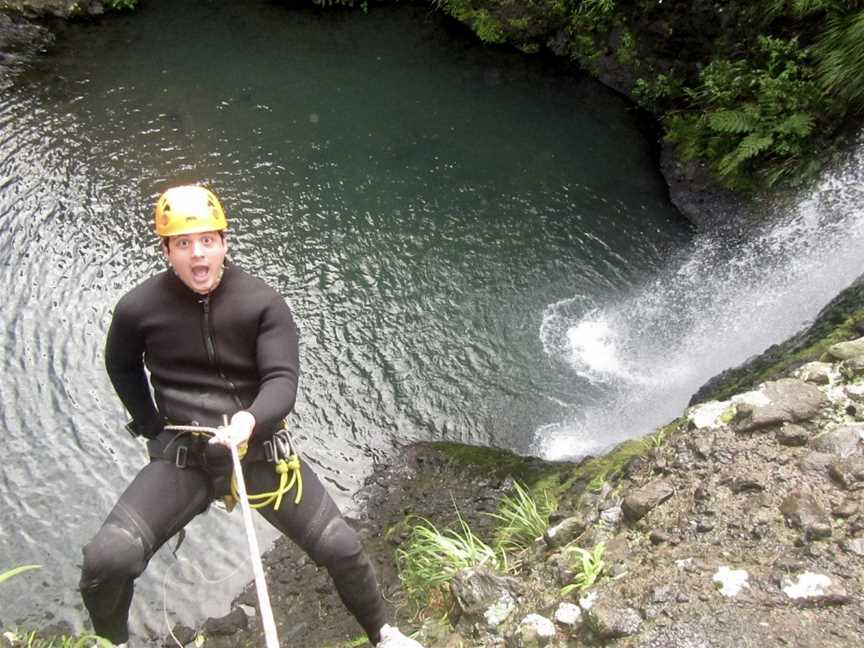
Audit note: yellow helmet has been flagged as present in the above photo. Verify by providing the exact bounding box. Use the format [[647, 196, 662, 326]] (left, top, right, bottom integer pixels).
[[154, 185, 227, 237]]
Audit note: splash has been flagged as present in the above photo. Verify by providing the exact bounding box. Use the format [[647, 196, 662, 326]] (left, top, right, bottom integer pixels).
[[533, 133, 864, 460]]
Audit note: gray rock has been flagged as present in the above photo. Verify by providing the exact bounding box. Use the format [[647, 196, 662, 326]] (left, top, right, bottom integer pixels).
[[599, 505, 623, 528], [553, 602, 582, 628], [733, 379, 827, 432], [794, 361, 834, 385], [797, 452, 835, 476], [622, 480, 675, 522], [843, 538, 864, 555], [514, 614, 557, 647], [777, 423, 810, 446], [828, 456, 864, 489], [167, 624, 197, 647], [449, 568, 521, 621], [810, 424, 864, 457], [201, 607, 248, 636], [781, 572, 852, 607], [839, 356, 864, 381], [833, 496, 859, 518], [780, 491, 832, 541], [827, 337, 864, 360], [544, 512, 595, 548], [729, 476, 765, 493], [585, 601, 643, 640]]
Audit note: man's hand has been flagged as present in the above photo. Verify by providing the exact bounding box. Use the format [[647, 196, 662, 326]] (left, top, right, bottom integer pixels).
[[209, 410, 256, 448]]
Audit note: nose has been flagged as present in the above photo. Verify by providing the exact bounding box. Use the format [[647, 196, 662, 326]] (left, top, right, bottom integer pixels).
[[192, 240, 206, 257]]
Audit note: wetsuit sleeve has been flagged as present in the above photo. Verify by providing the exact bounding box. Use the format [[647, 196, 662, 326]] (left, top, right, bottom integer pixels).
[[104, 297, 162, 439], [246, 295, 300, 439]]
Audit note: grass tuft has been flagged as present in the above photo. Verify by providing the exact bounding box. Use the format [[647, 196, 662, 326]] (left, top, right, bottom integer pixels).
[[488, 481, 556, 554], [397, 509, 504, 606]]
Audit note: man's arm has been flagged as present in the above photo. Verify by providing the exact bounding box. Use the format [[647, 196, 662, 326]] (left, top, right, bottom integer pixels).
[[245, 294, 300, 439], [104, 298, 163, 439]]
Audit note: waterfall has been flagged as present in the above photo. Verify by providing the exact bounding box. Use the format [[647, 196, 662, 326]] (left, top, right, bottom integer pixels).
[[533, 132, 864, 460]]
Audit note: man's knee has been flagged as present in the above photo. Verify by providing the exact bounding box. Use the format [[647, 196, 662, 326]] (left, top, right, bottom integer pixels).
[[80, 522, 150, 586], [310, 517, 364, 566]]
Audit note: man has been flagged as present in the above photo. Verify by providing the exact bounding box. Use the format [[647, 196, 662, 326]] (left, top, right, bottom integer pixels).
[[80, 185, 420, 647]]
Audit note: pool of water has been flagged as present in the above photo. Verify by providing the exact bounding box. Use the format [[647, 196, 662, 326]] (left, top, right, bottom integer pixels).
[[0, 0, 690, 637]]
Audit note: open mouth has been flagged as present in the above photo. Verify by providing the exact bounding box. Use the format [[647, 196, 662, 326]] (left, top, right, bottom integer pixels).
[[191, 265, 210, 282]]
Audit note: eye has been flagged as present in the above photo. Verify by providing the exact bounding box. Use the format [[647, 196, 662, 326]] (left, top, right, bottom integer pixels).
[[201, 235, 215, 246], [176, 239, 190, 249]]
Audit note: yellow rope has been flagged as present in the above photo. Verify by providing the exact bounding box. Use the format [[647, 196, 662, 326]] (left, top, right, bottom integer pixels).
[[229, 454, 303, 511]]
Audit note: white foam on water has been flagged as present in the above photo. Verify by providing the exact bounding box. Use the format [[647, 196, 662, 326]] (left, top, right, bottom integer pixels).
[[533, 132, 864, 460]]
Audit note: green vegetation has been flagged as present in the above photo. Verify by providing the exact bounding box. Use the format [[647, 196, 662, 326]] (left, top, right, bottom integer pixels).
[[419, 1, 864, 194], [665, 36, 825, 190], [104, 0, 138, 10], [487, 481, 556, 554], [397, 511, 505, 607], [560, 542, 606, 595]]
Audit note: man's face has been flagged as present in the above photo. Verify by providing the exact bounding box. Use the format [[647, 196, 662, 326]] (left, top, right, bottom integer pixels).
[[163, 231, 227, 295]]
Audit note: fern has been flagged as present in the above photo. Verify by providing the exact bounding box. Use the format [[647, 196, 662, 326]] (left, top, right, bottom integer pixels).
[[736, 133, 775, 160], [707, 110, 756, 134], [814, 10, 864, 107], [776, 112, 814, 137]]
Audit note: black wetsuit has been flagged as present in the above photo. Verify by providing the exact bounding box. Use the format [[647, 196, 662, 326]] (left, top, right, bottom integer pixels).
[[80, 265, 386, 645]]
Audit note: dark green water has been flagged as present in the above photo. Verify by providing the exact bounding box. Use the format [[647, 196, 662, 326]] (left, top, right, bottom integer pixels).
[[0, 0, 691, 636]]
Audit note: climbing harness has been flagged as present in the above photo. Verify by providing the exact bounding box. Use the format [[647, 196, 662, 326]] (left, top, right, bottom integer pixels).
[[230, 429, 303, 510], [162, 424, 303, 512], [162, 419, 282, 648]]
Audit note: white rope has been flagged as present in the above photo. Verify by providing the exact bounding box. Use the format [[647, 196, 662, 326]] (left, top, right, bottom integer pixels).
[[161, 422, 281, 647], [230, 441, 280, 648]]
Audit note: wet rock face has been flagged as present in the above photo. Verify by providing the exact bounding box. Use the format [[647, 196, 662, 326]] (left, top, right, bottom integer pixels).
[[0, 12, 53, 90]]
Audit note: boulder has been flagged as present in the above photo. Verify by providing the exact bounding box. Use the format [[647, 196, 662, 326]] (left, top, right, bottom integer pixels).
[[513, 614, 557, 648], [449, 568, 521, 627], [810, 423, 864, 457], [827, 337, 864, 360], [584, 600, 643, 640], [828, 456, 864, 489], [733, 379, 827, 433], [553, 602, 582, 628], [781, 572, 852, 607], [545, 512, 595, 548], [793, 361, 834, 385], [776, 423, 810, 446], [622, 480, 675, 522], [780, 491, 832, 541], [201, 607, 248, 636], [839, 356, 864, 381]]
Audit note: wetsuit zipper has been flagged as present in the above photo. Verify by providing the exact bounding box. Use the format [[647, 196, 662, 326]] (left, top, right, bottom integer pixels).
[[200, 294, 245, 411]]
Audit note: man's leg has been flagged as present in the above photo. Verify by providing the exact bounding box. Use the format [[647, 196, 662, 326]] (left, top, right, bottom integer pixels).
[[247, 458, 388, 644], [79, 460, 212, 644]]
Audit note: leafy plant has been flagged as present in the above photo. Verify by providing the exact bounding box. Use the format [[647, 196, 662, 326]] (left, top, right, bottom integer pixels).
[[397, 511, 504, 606], [586, 470, 607, 494], [666, 35, 828, 190], [813, 9, 864, 108], [641, 426, 669, 450], [560, 542, 606, 595], [487, 482, 556, 554]]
